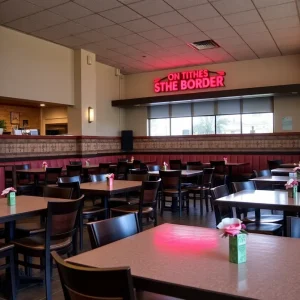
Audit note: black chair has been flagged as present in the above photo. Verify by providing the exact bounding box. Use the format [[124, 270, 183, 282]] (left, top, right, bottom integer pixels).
[[69, 161, 82, 166], [267, 160, 282, 170], [286, 217, 300, 238], [87, 213, 140, 249], [118, 158, 128, 162], [13, 196, 83, 300], [187, 168, 214, 214], [98, 163, 111, 174], [232, 181, 283, 224], [66, 165, 82, 177], [253, 169, 271, 177], [210, 185, 282, 236], [116, 161, 128, 180], [147, 165, 160, 171], [132, 160, 141, 169], [169, 160, 182, 170], [186, 161, 203, 170], [128, 169, 148, 175], [15, 164, 35, 195], [89, 174, 107, 183], [52, 251, 135, 300], [44, 167, 62, 185], [210, 161, 227, 187], [159, 170, 188, 217], [111, 179, 161, 230]]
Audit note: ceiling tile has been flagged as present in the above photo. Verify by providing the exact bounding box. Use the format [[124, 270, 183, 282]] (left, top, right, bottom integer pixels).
[[118, 0, 144, 4], [121, 18, 158, 33], [74, 0, 122, 12], [27, 0, 69, 9], [33, 21, 89, 40], [111, 46, 143, 56], [164, 0, 208, 9], [132, 41, 162, 51], [55, 35, 87, 47], [224, 10, 262, 26], [179, 31, 209, 42], [97, 38, 126, 48], [168, 44, 197, 54], [201, 48, 235, 62], [258, 2, 297, 21], [185, 53, 213, 64], [143, 48, 177, 58], [93, 48, 121, 58], [50, 2, 91, 20], [141, 28, 173, 40], [266, 16, 300, 30], [250, 43, 281, 58], [161, 55, 191, 65], [115, 33, 148, 45], [100, 6, 142, 23], [193, 16, 229, 31], [270, 26, 300, 40], [165, 23, 199, 36], [215, 36, 246, 47], [6, 10, 67, 33], [75, 14, 114, 29], [129, 0, 173, 17], [226, 47, 257, 60], [179, 4, 219, 21], [154, 37, 185, 48], [211, 0, 255, 15], [75, 30, 109, 42], [204, 27, 238, 39], [82, 42, 106, 52], [0, 0, 43, 24], [241, 31, 275, 44], [276, 40, 300, 55], [99, 24, 133, 37], [148, 11, 187, 27], [234, 22, 268, 35], [252, 0, 294, 9]]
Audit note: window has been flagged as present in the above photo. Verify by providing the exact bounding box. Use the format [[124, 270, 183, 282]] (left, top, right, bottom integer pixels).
[[242, 113, 273, 133], [171, 117, 191, 135], [193, 116, 215, 135], [216, 114, 241, 134], [149, 119, 170, 136]]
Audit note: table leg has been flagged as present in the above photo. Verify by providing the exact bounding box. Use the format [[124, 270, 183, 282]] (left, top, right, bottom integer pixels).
[[255, 209, 261, 224], [104, 196, 109, 219], [5, 221, 16, 243]]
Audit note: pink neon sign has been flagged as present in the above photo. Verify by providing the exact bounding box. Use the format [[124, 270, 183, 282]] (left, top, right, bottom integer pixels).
[[154, 69, 226, 93]]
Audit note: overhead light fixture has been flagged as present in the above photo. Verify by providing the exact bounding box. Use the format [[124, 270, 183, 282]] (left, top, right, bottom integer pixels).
[[88, 107, 94, 123], [40, 104, 45, 107]]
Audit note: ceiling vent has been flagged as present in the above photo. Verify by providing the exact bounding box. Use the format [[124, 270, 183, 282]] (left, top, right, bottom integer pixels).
[[188, 40, 219, 51]]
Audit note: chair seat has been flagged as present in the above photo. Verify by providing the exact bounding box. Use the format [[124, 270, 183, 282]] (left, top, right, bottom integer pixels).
[[246, 223, 282, 235], [186, 185, 210, 192], [244, 214, 283, 224], [82, 207, 106, 215], [111, 205, 153, 214], [13, 234, 72, 252], [163, 189, 188, 196], [0, 243, 14, 252], [15, 222, 45, 237]]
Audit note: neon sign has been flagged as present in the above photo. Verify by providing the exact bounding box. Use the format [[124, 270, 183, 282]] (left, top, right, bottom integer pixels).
[[154, 69, 226, 93]]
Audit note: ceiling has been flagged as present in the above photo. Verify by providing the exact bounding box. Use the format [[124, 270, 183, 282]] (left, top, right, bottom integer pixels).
[[1, 0, 300, 74]]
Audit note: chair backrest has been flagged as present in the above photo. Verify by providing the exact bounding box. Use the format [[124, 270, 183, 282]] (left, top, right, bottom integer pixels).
[[89, 174, 107, 182], [202, 168, 214, 186], [128, 169, 148, 175], [169, 160, 182, 170], [118, 158, 128, 162], [69, 161, 82, 166], [87, 213, 140, 249], [132, 160, 141, 169], [45, 167, 62, 184], [147, 165, 160, 171], [98, 163, 111, 174], [253, 169, 272, 177], [232, 181, 256, 193], [16, 164, 31, 181], [186, 161, 203, 170], [66, 165, 82, 177], [43, 186, 73, 199], [267, 159, 282, 170], [286, 217, 300, 238], [117, 162, 129, 179], [51, 251, 135, 300], [210, 185, 233, 225], [159, 170, 182, 191], [127, 173, 149, 181], [57, 176, 81, 199], [210, 161, 226, 174], [140, 179, 161, 207], [46, 195, 84, 245]]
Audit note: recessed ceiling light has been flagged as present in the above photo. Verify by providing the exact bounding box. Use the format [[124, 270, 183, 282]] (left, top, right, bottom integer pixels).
[[40, 104, 45, 107]]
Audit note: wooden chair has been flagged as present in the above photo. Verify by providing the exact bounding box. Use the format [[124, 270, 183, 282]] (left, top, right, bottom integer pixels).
[[69, 161, 82, 166], [186, 161, 203, 170], [87, 213, 140, 249], [116, 161, 128, 180], [159, 170, 188, 217], [128, 169, 148, 175], [232, 181, 283, 224], [98, 163, 111, 174], [111, 179, 161, 230], [187, 168, 214, 214], [52, 251, 135, 300], [58, 176, 106, 250], [267, 159, 282, 170], [210, 161, 227, 187], [13, 196, 83, 300], [66, 165, 82, 177], [132, 160, 141, 169], [169, 160, 182, 170], [210, 185, 282, 235], [253, 169, 272, 177], [44, 167, 62, 184], [286, 217, 300, 238], [15, 164, 35, 195]]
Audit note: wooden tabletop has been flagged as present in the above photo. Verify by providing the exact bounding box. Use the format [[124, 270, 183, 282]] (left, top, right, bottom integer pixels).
[[250, 176, 293, 183], [271, 168, 295, 174], [80, 180, 142, 195], [280, 163, 298, 168], [215, 190, 300, 212], [202, 162, 249, 167], [16, 168, 46, 173], [67, 223, 300, 300], [148, 170, 202, 177]]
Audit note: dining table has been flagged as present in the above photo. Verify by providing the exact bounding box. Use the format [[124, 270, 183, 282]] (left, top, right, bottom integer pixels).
[[250, 175, 295, 184], [271, 168, 295, 175], [66, 223, 300, 300], [148, 170, 202, 177], [280, 163, 298, 168], [79, 180, 142, 218]]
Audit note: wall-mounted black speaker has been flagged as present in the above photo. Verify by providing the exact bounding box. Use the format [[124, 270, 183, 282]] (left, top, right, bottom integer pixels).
[[121, 130, 133, 151]]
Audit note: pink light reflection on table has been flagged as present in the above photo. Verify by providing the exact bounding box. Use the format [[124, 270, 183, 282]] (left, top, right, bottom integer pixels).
[[154, 225, 219, 255]]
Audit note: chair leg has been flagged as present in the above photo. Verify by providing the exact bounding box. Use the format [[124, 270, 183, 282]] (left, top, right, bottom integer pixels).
[[45, 253, 52, 300], [179, 196, 182, 218], [200, 192, 203, 215], [193, 193, 196, 208], [160, 196, 165, 216], [9, 250, 16, 300], [205, 191, 209, 213], [79, 214, 83, 250], [24, 255, 32, 277]]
